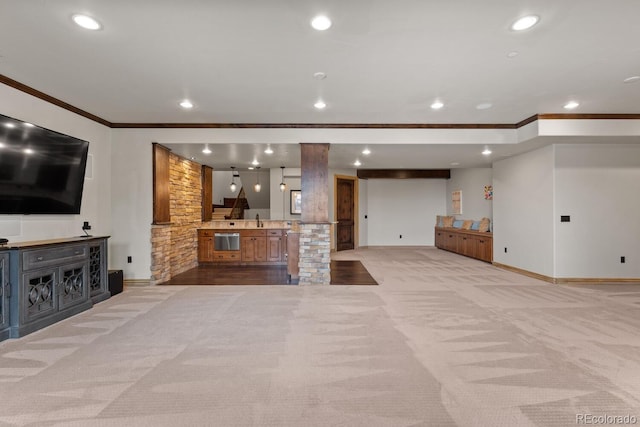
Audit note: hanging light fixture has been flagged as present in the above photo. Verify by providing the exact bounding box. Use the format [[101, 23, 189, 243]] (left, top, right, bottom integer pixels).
[[279, 166, 286, 192], [229, 166, 237, 192], [254, 167, 261, 192]]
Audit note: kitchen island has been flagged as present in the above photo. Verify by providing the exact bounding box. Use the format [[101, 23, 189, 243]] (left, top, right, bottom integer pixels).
[[197, 220, 296, 265]]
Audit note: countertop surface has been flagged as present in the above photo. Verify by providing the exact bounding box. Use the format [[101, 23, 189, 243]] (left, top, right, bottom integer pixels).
[[0, 235, 110, 250]]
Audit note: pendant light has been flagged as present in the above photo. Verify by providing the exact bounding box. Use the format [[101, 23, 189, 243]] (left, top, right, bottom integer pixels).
[[254, 167, 261, 192], [279, 166, 286, 192], [229, 166, 237, 192]]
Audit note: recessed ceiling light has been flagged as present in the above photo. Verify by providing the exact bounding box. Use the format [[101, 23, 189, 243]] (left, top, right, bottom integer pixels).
[[4, 123, 15, 128], [264, 147, 274, 154], [72, 14, 102, 30], [431, 101, 444, 110], [202, 145, 212, 154], [0, 142, 5, 148], [251, 159, 259, 166], [353, 160, 362, 167], [311, 15, 332, 31], [564, 100, 580, 110], [511, 15, 539, 31], [24, 148, 34, 154], [476, 102, 493, 110], [179, 100, 193, 109], [362, 148, 371, 155], [506, 51, 519, 58], [623, 76, 640, 84], [482, 148, 492, 156], [248, 167, 254, 170], [314, 100, 327, 110], [450, 162, 460, 166], [313, 72, 327, 80]]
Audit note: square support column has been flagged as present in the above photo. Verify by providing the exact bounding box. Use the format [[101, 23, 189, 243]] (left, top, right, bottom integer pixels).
[[299, 143, 331, 285]]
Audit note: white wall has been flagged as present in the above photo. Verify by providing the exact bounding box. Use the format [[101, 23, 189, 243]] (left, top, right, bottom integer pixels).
[[0, 85, 112, 252], [493, 145, 555, 277], [212, 171, 242, 205], [554, 144, 640, 279], [239, 169, 270, 209], [366, 179, 447, 246], [109, 130, 153, 279], [269, 167, 301, 221], [358, 179, 369, 247], [446, 168, 493, 221]]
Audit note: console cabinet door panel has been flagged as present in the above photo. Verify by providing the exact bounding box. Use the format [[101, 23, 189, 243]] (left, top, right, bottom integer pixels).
[[58, 262, 88, 311], [21, 268, 57, 323], [0, 254, 9, 332]]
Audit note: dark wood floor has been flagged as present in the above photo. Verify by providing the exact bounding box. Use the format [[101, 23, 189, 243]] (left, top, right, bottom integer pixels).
[[159, 260, 378, 286]]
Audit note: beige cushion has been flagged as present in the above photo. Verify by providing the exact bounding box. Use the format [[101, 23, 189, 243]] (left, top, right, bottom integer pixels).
[[462, 220, 473, 230], [478, 217, 491, 232], [442, 216, 454, 227]]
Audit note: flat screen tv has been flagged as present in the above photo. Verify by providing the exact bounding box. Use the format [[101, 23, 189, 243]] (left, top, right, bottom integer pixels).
[[0, 113, 89, 214]]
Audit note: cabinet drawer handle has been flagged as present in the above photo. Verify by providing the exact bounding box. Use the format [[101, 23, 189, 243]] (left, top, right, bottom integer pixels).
[[36, 256, 44, 261]]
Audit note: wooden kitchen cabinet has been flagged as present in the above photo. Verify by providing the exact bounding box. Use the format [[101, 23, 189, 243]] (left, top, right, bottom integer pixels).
[[198, 228, 288, 265], [197, 229, 214, 262], [267, 229, 284, 262], [241, 229, 267, 263]]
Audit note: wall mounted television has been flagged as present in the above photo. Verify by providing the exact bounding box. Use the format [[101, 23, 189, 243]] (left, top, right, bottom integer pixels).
[[0, 113, 89, 214]]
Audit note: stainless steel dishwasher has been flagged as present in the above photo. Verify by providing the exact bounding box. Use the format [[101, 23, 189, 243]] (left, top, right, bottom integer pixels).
[[214, 232, 240, 251]]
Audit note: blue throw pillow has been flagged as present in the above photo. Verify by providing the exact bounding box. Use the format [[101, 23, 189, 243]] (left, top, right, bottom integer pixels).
[[453, 220, 464, 228], [470, 221, 480, 230]]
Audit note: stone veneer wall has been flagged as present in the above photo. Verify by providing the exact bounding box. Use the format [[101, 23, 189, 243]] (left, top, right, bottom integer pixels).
[[298, 223, 331, 285], [150, 153, 202, 285]]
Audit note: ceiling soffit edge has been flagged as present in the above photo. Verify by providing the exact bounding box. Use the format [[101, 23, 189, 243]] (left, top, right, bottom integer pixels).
[[3, 75, 640, 131]]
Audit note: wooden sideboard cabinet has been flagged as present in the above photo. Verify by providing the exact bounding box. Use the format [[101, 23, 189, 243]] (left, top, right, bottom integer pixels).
[[434, 227, 493, 262], [1, 236, 110, 341]]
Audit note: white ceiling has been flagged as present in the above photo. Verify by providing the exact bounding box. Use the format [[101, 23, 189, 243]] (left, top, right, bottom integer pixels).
[[1, 1, 640, 169]]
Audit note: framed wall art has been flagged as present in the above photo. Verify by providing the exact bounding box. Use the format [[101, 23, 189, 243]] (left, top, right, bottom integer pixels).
[[290, 190, 302, 214]]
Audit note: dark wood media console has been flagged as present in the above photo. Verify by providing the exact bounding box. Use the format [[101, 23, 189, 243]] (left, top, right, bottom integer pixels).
[[0, 236, 110, 341]]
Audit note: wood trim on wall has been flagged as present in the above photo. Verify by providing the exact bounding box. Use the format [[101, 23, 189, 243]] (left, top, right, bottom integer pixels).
[[493, 262, 640, 284], [492, 262, 555, 283], [537, 113, 640, 120], [0, 74, 111, 127], [554, 277, 640, 284], [152, 143, 171, 224], [300, 143, 330, 223], [4, 74, 640, 129], [201, 165, 213, 222], [357, 169, 451, 179], [109, 122, 518, 129]]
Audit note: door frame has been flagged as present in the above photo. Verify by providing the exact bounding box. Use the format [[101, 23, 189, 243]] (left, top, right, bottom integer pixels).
[[333, 174, 359, 251]]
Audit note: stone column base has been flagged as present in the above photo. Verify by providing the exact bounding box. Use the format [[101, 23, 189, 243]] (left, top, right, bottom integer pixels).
[[298, 222, 331, 285]]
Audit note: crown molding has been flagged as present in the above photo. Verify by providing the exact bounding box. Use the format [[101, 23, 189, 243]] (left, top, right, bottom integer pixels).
[[3, 74, 640, 131]]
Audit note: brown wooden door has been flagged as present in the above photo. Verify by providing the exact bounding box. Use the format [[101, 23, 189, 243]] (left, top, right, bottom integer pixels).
[[336, 177, 355, 251]]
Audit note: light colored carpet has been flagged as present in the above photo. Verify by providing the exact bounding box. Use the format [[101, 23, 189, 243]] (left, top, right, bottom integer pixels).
[[1, 247, 639, 426]]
